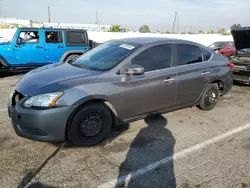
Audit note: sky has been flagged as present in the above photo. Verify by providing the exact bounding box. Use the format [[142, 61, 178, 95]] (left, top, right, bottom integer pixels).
[[0, 0, 250, 32]]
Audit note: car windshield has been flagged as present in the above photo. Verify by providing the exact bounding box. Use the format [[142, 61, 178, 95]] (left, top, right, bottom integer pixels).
[[72, 41, 141, 71]]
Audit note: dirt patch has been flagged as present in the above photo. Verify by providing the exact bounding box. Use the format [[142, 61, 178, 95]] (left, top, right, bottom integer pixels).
[[0, 135, 12, 147]]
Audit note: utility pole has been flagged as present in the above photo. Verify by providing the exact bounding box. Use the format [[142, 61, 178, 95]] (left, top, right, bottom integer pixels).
[[96, 11, 99, 25], [48, 6, 51, 23], [172, 12, 177, 33], [177, 16, 179, 33]]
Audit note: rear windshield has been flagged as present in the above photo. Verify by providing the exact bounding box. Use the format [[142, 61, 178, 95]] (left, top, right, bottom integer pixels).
[[211, 42, 226, 48], [72, 41, 141, 71]]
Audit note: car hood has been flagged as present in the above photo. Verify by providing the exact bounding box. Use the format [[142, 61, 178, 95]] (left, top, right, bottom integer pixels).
[[231, 28, 250, 51], [15, 62, 102, 96]]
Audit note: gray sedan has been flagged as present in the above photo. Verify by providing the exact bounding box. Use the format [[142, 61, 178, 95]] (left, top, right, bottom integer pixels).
[[8, 37, 233, 146]]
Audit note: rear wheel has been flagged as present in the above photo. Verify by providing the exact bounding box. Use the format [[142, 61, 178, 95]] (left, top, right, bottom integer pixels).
[[68, 103, 112, 146], [65, 54, 80, 63], [197, 83, 219, 110]]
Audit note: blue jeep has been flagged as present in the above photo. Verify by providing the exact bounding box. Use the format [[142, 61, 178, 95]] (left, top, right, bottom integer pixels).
[[0, 27, 92, 70]]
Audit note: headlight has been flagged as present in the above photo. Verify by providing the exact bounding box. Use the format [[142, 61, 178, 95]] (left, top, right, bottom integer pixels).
[[23, 92, 63, 108]]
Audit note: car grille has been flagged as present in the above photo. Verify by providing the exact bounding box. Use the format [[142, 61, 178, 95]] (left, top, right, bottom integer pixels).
[[12, 91, 25, 107]]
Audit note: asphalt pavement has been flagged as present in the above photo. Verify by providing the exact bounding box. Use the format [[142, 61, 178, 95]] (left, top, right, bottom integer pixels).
[[0, 74, 250, 188]]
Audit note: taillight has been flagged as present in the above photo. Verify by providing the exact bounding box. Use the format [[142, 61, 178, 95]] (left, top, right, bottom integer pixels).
[[227, 61, 234, 71]]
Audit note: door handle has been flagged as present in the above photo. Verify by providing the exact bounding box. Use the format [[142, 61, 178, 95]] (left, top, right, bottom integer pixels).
[[36, 46, 43, 49], [201, 71, 210, 75], [163, 77, 175, 83]]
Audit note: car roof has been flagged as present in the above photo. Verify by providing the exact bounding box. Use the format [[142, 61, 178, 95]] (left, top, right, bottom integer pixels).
[[112, 37, 195, 46], [232, 27, 250, 31], [18, 27, 87, 32]]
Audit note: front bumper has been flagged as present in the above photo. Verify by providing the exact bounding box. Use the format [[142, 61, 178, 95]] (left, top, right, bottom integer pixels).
[[8, 104, 74, 142], [233, 69, 250, 83]]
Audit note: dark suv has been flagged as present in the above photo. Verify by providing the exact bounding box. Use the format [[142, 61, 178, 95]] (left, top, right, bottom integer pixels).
[[8, 37, 234, 146], [230, 27, 250, 84]]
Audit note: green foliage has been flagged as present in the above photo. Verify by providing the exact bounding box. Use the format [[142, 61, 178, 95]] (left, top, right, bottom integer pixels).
[[230, 24, 241, 31], [139, 25, 151, 33], [0, 24, 23, 29], [0, 24, 8, 29], [198, 30, 203, 34], [209, 30, 215, 34], [108, 25, 126, 32]]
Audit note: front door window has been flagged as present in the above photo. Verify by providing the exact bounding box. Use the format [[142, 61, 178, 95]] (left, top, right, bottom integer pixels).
[[18, 31, 40, 44]]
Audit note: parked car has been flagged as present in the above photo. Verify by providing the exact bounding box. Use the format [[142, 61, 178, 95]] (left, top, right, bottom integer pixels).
[[208, 41, 236, 56], [0, 27, 95, 70], [8, 37, 234, 146], [230, 27, 250, 84]]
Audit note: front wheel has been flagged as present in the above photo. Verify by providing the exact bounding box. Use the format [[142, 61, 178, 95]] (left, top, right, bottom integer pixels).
[[68, 103, 112, 146], [197, 83, 219, 111]]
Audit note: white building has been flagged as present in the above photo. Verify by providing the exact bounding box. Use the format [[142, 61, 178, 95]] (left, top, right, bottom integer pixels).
[[0, 17, 111, 31]]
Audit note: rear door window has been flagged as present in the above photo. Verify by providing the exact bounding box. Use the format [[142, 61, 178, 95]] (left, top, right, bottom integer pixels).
[[131, 44, 172, 72], [175, 44, 203, 66], [66, 31, 87, 46], [45, 31, 63, 43]]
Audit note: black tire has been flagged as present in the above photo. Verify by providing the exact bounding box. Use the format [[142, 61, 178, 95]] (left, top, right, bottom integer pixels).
[[68, 102, 112, 146], [197, 83, 219, 111], [65, 54, 80, 63]]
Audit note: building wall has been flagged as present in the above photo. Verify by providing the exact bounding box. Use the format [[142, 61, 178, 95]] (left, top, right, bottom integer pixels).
[[0, 17, 111, 31]]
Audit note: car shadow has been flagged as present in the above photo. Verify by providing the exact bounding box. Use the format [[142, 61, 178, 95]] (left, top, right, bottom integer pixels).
[[233, 80, 249, 87], [17, 124, 129, 187], [115, 114, 176, 188], [17, 143, 65, 188], [0, 72, 25, 78], [20, 182, 57, 188]]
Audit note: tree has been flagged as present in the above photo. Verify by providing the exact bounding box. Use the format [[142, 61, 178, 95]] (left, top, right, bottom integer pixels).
[[139, 25, 151, 33], [218, 28, 226, 34], [198, 30, 203, 34], [210, 30, 215, 34], [230, 24, 241, 31], [108, 25, 123, 32]]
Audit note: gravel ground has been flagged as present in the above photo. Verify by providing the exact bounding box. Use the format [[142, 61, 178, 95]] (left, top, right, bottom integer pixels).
[[0, 73, 250, 188]]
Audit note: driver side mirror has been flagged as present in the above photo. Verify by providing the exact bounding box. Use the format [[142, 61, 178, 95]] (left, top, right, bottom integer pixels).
[[125, 64, 144, 75]]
